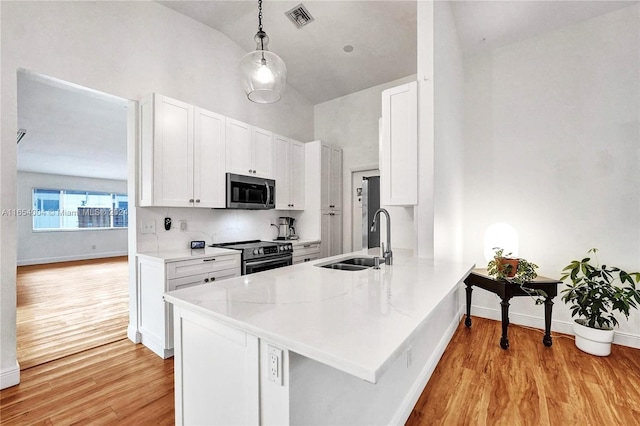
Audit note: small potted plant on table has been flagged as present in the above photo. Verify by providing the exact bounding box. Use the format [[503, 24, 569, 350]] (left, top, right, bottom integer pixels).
[[487, 248, 546, 303], [560, 248, 640, 356]]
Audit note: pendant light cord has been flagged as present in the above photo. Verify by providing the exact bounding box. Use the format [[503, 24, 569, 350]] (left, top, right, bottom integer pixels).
[[258, 0, 263, 33]]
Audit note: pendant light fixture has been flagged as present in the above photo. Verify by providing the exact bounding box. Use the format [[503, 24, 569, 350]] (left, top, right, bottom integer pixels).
[[239, 0, 287, 103]]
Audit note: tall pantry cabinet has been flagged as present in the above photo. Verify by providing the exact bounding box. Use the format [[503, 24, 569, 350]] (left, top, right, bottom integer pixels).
[[304, 140, 343, 258]]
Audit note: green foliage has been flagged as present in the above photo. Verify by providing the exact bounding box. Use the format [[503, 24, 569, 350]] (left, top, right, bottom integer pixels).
[[487, 247, 546, 304], [560, 248, 640, 329]]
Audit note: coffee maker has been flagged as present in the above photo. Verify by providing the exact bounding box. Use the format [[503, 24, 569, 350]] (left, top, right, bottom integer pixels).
[[277, 217, 298, 240]]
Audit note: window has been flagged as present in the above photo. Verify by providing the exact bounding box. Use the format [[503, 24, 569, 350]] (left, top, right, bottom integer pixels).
[[32, 189, 128, 230]]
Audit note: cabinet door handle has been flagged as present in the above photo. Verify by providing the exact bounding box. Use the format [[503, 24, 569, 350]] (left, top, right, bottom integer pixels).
[[210, 277, 216, 281], [189, 199, 194, 203], [248, 169, 252, 173], [303, 244, 311, 248], [203, 258, 216, 262], [195, 199, 200, 203], [204, 278, 209, 282]]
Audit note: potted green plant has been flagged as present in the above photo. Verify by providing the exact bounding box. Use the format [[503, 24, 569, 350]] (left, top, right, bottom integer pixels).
[[487, 248, 546, 303], [560, 248, 640, 356]]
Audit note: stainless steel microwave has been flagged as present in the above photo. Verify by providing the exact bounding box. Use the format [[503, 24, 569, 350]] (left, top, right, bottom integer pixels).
[[226, 173, 275, 210]]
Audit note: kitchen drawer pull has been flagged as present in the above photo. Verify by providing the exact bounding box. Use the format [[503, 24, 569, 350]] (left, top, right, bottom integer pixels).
[[303, 244, 311, 247], [203, 258, 216, 262]]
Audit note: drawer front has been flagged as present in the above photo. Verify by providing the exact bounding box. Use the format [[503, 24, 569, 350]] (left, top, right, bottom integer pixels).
[[293, 254, 320, 265], [167, 267, 240, 291], [293, 244, 320, 257], [167, 254, 240, 279], [167, 273, 209, 291]]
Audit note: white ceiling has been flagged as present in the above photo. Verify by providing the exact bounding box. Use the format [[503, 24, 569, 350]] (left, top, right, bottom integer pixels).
[[158, 0, 418, 105], [16, 1, 636, 181], [17, 71, 128, 181]]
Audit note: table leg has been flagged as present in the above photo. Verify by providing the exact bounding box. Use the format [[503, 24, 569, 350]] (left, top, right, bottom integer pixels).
[[500, 298, 510, 349], [543, 297, 554, 347], [465, 283, 473, 327]]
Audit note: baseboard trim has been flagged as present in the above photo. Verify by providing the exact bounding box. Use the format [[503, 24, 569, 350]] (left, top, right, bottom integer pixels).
[[17, 251, 128, 266], [0, 360, 21, 390], [470, 305, 640, 350], [391, 304, 464, 425], [127, 324, 141, 344]]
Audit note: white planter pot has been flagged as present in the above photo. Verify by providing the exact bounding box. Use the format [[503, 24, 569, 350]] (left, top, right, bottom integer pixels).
[[573, 319, 614, 356]]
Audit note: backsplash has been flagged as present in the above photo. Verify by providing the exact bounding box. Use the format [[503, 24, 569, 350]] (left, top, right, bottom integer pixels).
[[136, 207, 302, 253]]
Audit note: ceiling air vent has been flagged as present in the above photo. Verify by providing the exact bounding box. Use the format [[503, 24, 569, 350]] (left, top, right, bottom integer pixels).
[[16, 128, 27, 144], [285, 4, 314, 29]]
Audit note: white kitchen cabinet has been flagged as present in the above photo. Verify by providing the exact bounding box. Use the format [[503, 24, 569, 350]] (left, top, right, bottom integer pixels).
[[292, 240, 321, 264], [274, 135, 305, 210], [137, 250, 241, 358], [380, 81, 417, 206], [320, 143, 343, 210], [302, 140, 343, 259], [139, 94, 225, 208], [320, 210, 342, 258], [225, 118, 274, 179]]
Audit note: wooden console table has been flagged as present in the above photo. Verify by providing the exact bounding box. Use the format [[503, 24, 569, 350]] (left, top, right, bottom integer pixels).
[[464, 268, 562, 349]]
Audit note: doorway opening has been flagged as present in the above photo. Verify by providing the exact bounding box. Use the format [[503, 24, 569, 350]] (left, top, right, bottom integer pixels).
[[16, 70, 130, 369], [351, 169, 380, 251]]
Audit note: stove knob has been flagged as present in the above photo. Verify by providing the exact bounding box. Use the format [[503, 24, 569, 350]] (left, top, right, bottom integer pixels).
[[259, 248, 264, 254], [253, 249, 259, 255], [280, 246, 285, 251]]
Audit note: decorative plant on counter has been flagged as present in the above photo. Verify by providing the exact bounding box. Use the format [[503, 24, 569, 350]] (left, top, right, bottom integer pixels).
[[560, 248, 640, 329], [487, 247, 547, 304]]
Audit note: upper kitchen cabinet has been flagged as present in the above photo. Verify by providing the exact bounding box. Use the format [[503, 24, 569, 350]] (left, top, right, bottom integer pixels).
[[320, 143, 343, 210], [274, 135, 305, 210], [139, 94, 225, 208], [225, 118, 274, 179], [380, 81, 417, 206]]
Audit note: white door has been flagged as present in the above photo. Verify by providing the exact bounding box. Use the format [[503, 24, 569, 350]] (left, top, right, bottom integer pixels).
[[194, 107, 225, 208], [290, 141, 305, 210], [155, 95, 194, 207], [225, 118, 252, 175], [251, 126, 274, 178], [274, 136, 290, 209]]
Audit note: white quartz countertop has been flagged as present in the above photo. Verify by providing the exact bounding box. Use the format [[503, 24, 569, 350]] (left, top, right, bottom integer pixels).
[[137, 246, 240, 263], [164, 249, 474, 383]]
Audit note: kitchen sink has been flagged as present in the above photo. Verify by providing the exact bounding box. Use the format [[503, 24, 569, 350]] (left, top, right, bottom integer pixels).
[[320, 263, 369, 271], [338, 257, 384, 267], [316, 256, 383, 271]]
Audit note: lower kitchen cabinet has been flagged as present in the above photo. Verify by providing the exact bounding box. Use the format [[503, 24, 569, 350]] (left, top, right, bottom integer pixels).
[[292, 240, 321, 264], [137, 250, 240, 358], [321, 210, 342, 258]]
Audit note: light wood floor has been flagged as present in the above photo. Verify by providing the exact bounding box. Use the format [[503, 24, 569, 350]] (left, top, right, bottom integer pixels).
[[3, 305, 639, 423], [407, 317, 640, 425], [16, 257, 129, 369]]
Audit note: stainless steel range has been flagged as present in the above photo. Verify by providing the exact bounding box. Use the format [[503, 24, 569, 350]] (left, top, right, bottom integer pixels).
[[210, 240, 293, 275]]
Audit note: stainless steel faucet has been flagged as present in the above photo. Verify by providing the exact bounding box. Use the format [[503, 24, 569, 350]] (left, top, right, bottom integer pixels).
[[370, 208, 392, 265]]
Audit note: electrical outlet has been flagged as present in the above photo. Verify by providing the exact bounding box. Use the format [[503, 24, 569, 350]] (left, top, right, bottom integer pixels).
[[141, 220, 156, 234], [406, 346, 413, 368], [267, 345, 283, 385], [179, 220, 187, 231]]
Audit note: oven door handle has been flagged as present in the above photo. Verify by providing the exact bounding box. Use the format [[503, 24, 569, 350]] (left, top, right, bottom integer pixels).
[[245, 256, 292, 268], [264, 181, 271, 208]]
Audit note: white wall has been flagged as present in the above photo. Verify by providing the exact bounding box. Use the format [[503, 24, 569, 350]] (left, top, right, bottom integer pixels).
[[463, 5, 640, 345], [16, 172, 128, 265], [0, 1, 314, 388], [314, 75, 417, 253], [433, 2, 465, 263]]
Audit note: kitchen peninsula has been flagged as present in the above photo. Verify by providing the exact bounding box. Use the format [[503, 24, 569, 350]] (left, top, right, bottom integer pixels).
[[164, 249, 474, 425]]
